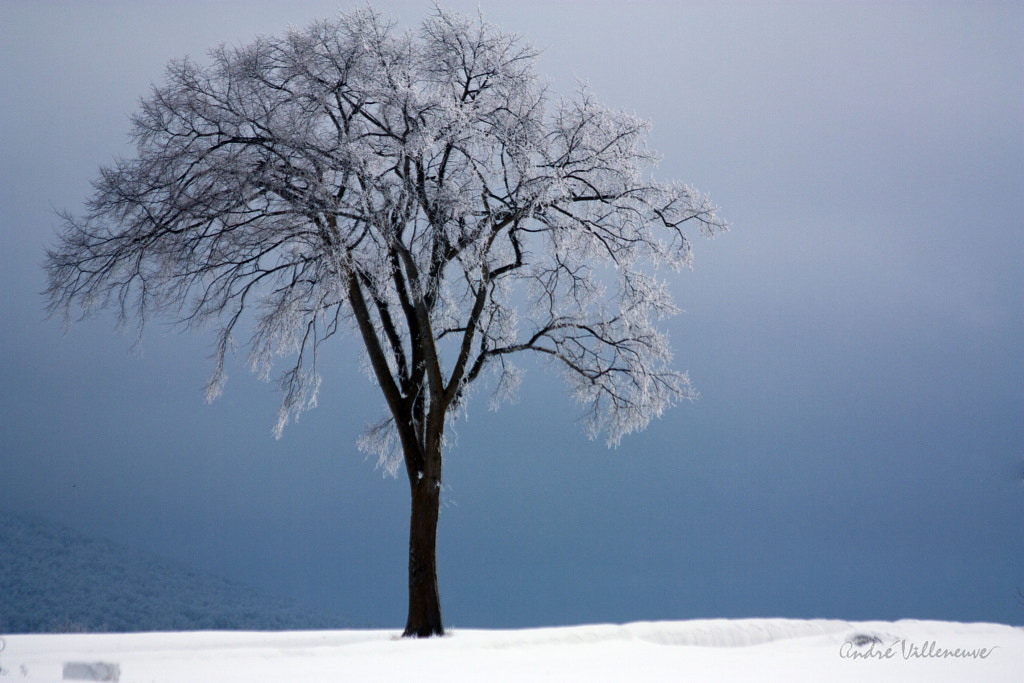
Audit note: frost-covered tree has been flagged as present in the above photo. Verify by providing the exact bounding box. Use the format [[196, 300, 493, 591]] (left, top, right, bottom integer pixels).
[[45, 7, 726, 637]]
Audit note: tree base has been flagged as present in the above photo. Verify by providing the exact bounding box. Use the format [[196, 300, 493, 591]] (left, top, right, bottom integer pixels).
[[402, 623, 445, 638]]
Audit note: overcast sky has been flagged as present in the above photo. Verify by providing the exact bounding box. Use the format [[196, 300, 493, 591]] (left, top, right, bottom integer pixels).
[[2, 1, 1021, 629]]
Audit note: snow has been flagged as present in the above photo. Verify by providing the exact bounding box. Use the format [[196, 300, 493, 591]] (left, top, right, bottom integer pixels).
[[2, 619, 1020, 682]]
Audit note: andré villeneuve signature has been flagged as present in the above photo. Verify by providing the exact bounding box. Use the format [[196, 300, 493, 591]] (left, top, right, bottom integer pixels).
[[839, 639, 999, 660]]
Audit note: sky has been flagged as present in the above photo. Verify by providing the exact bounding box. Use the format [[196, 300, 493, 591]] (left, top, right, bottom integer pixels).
[[1, 0, 1021, 629]]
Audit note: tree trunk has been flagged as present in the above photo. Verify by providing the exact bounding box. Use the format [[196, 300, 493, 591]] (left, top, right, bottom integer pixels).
[[403, 477, 444, 637]]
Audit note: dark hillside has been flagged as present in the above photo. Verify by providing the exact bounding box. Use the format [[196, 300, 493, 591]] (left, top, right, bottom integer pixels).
[[0, 511, 347, 633]]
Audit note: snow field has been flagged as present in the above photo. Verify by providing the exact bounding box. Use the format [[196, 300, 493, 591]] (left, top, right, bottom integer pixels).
[[2, 618, 1021, 682]]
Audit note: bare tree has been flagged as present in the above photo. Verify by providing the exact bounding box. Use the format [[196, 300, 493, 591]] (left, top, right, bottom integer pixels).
[[45, 7, 726, 637]]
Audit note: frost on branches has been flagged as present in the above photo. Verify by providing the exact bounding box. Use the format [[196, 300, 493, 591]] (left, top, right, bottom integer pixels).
[[45, 7, 727, 636]]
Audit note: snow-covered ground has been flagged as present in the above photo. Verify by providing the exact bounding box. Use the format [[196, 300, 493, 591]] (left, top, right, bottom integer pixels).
[[1, 618, 1020, 682]]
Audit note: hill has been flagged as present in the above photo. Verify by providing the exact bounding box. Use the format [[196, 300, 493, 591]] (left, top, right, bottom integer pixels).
[[0, 511, 347, 633]]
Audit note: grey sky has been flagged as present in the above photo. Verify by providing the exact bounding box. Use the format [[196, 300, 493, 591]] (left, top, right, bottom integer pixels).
[[1, 1, 1021, 628]]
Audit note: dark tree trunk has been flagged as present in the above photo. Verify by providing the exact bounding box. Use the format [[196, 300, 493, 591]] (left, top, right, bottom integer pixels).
[[403, 476, 444, 637]]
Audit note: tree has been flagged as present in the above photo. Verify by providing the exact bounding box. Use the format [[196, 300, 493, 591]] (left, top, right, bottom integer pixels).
[[45, 7, 727, 637]]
